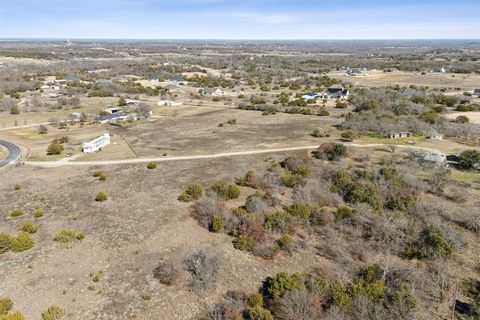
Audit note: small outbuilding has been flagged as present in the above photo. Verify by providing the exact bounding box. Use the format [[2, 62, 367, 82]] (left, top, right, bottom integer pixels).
[[158, 100, 183, 107], [302, 92, 320, 101], [429, 133, 443, 141]]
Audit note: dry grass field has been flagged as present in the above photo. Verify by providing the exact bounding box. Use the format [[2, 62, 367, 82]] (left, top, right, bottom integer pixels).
[[0, 152, 322, 320], [112, 105, 342, 158], [444, 111, 480, 124], [329, 70, 480, 91], [1, 42, 479, 320]]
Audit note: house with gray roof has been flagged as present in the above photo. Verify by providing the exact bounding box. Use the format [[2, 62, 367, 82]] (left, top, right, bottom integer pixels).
[[320, 87, 349, 99], [202, 88, 224, 97]]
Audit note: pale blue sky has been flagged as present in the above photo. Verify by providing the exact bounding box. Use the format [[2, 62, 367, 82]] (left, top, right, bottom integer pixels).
[[0, 0, 479, 39]]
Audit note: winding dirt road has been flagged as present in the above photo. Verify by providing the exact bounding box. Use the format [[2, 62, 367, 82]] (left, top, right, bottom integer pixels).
[[22, 143, 441, 167]]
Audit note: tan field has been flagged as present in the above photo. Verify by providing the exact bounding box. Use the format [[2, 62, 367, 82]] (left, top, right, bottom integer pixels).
[[443, 111, 480, 124], [330, 70, 480, 91]]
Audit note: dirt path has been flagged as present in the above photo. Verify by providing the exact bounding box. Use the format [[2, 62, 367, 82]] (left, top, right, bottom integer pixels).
[[23, 143, 441, 167]]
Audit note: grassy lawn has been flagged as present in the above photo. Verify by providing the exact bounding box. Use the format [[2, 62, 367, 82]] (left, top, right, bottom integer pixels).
[[360, 133, 427, 145], [450, 168, 480, 185], [32, 152, 67, 161], [10, 128, 49, 140]]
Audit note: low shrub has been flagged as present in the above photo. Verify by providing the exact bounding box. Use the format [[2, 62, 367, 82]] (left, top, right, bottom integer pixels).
[[92, 170, 103, 177], [10, 209, 24, 217], [20, 220, 38, 234], [268, 272, 303, 297], [249, 305, 273, 320], [54, 229, 85, 243], [0, 298, 13, 315], [210, 181, 241, 200], [178, 184, 203, 202], [46, 142, 63, 155], [9, 232, 35, 253], [233, 234, 256, 252], [0, 311, 25, 320], [276, 234, 294, 255], [14, 184, 21, 191], [95, 191, 108, 202], [153, 261, 182, 286], [41, 305, 65, 320], [0, 233, 11, 254], [210, 216, 224, 233], [334, 206, 354, 220], [147, 162, 157, 169], [404, 225, 454, 259], [33, 208, 44, 218], [184, 249, 221, 291], [285, 202, 312, 222], [248, 293, 264, 307]]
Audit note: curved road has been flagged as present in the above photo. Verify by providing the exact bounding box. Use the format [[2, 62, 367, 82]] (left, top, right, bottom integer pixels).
[[23, 143, 442, 168], [0, 140, 21, 168]]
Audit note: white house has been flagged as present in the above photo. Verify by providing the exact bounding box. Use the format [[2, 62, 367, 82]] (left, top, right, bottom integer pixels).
[[158, 100, 183, 107], [82, 133, 111, 153], [202, 88, 224, 97], [302, 93, 320, 101]]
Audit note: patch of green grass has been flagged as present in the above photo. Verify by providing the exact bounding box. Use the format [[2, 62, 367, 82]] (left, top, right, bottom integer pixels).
[[450, 169, 480, 185], [360, 133, 426, 145]]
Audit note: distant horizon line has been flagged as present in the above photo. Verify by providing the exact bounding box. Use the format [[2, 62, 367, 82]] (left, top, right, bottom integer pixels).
[[1, 38, 479, 42]]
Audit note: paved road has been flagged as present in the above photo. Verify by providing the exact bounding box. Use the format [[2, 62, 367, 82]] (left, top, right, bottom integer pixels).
[[23, 143, 441, 168], [0, 140, 21, 168]]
